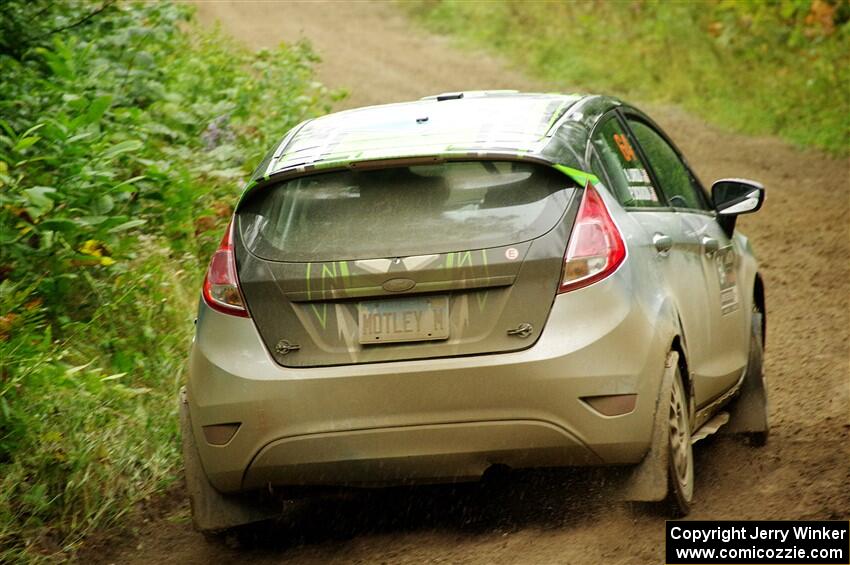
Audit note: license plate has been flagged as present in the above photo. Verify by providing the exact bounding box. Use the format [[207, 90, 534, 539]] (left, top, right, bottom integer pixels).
[[358, 295, 449, 344]]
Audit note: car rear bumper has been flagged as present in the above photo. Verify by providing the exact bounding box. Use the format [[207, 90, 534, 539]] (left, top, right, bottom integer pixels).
[[242, 420, 598, 489], [186, 273, 671, 493]]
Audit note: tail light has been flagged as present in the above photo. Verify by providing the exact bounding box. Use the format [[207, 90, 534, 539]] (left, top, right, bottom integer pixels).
[[202, 220, 249, 317], [559, 183, 626, 293]]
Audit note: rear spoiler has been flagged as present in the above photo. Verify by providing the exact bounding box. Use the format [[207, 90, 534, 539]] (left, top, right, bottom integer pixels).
[[235, 152, 587, 209]]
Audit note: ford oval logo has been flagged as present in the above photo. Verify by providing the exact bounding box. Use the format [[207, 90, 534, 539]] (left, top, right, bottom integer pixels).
[[382, 278, 416, 292]]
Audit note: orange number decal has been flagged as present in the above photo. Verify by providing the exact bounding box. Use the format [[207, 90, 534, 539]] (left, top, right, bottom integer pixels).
[[613, 133, 636, 162]]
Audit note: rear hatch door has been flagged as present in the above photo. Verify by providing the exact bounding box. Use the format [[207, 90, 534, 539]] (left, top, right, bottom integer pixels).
[[234, 160, 579, 367]]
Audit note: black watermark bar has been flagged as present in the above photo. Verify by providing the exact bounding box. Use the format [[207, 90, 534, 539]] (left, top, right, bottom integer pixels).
[[666, 521, 849, 564]]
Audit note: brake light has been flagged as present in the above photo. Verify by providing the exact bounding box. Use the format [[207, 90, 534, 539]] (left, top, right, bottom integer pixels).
[[202, 220, 249, 317], [558, 183, 626, 293]]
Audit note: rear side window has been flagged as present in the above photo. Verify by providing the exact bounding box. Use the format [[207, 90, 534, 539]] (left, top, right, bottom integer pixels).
[[627, 120, 708, 211], [238, 161, 576, 262], [590, 116, 663, 208]]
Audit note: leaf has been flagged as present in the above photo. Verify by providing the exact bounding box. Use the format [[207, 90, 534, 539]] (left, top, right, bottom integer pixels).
[[38, 219, 78, 232], [24, 207, 44, 220], [111, 175, 146, 192], [39, 230, 55, 250], [101, 373, 127, 382], [84, 95, 113, 125], [14, 156, 48, 168], [76, 216, 110, 226], [66, 361, 94, 375], [108, 219, 146, 233], [20, 123, 45, 139], [67, 97, 89, 114], [67, 132, 95, 144], [14, 136, 41, 152], [96, 194, 115, 214], [0, 119, 14, 138], [102, 140, 142, 160], [23, 186, 56, 209]]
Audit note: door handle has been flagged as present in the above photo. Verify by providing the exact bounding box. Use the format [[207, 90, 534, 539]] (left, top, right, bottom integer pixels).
[[701, 236, 719, 255], [653, 233, 673, 254]]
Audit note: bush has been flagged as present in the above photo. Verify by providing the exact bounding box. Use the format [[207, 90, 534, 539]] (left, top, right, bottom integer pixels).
[[0, 1, 334, 560], [407, 0, 850, 154]]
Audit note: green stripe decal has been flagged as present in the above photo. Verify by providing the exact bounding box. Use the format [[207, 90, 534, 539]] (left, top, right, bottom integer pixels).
[[542, 100, 570, 137], [553, 164, 599, 187]]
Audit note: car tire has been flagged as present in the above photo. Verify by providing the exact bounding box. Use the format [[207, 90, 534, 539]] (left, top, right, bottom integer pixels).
[[666, 366, 694, 517], [619, 351, 692, 512], [744, 308, 768, 446]]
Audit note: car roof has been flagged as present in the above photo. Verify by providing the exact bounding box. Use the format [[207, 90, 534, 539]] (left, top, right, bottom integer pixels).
[[257, 91, 618, 181]]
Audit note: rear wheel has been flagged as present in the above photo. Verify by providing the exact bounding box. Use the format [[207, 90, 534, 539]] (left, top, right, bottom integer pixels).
[[666, 367, 694, 516], [619, 351, 693, 513]]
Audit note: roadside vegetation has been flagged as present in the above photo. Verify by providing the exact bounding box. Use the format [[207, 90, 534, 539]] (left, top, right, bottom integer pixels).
[[0, 1, 333, 561], [407, 0, 850, 154]]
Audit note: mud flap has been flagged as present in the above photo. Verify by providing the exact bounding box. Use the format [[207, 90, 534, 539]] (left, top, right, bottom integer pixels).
[[722, 313, 769, 439], [617, 351, 677, 502], [179, 387, 280, 533]]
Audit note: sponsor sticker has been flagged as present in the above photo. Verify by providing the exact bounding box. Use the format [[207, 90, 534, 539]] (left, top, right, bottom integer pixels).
[[625, 168, 644, 184], [628, 185, 659, 202], [505, 247, 519, 261], [625, 167, 652, 185]]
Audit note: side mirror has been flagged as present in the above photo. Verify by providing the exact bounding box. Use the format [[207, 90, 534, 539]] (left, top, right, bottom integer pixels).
[[711, 178, 765, 236], [712, 178, 765, 215]]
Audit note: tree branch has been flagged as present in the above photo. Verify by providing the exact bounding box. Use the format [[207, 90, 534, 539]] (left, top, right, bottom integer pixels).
[[32, 0, 119, 42]]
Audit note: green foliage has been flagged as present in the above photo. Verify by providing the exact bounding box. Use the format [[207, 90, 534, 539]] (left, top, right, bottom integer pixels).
[[0, 1, 334, 560], [407, 0, 850, 154]]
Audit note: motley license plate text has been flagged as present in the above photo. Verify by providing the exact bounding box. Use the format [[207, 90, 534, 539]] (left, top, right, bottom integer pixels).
[[358, 295, 450, 344], [666, 521, 849, 564]]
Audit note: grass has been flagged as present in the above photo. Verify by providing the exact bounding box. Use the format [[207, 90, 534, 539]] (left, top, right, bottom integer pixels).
[[405, 0, 850, 155], [0, 248, 193, 560]]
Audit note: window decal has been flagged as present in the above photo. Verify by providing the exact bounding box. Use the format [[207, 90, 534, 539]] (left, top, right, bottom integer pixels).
[[627, 185, 658, 202], [624, 168, 651, 184], [624, 168, 659, 202], [613, 133, 636, 162]]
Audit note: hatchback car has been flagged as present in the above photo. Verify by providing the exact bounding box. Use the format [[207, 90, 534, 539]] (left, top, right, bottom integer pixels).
[[181, 91, 768, 532]]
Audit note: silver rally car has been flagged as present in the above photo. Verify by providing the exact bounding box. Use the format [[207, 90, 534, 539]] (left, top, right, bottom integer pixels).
[[181, 91, 768, 532]]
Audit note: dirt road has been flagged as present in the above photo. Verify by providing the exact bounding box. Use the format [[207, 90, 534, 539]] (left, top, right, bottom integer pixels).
[[96, 2, 849, 563]]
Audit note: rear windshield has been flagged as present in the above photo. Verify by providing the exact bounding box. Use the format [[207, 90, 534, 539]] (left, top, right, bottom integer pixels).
[[237, 161, 575, 262]]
